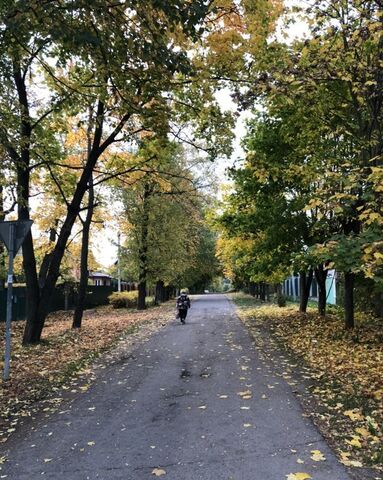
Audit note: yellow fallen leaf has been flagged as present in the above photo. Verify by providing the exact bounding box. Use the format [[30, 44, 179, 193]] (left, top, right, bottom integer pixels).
[[297, 459, 304, 464], [238, 390, 252, 397], [87, 441, 95, 446], [373, 389, 383, 401], [152, 468, 166, 476], [340, 457, 363, 467], [346, 436, 362, 448], [0, 456, 6, 464], [343, 409, 363, 421], [355, 427, 369, 438], [310, 450, 326, 461], [243, 423, 252, 428], [44, 458, 52, 463], [286, 473, 312, 480], [198, 405, 207, 409], [242, 395, 252, 400], [219, 395, 228, 399]]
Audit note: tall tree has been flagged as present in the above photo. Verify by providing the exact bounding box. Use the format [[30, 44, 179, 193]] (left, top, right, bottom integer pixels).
[[0, 1, 233, 343], [117, 140, 205, 309]]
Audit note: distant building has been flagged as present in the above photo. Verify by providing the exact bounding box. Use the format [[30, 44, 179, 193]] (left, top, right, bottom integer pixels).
[[283, 269, 337, 305], [88, 271, 112, 287]]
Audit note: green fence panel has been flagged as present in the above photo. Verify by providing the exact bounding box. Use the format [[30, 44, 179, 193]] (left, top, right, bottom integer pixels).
[[0, 287, 27, 322], [85, 286, 115, 308], [0, 285, 116, 322]]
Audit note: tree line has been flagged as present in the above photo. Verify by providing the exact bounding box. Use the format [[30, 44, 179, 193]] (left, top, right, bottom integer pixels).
[[216, 0, 383, 328]]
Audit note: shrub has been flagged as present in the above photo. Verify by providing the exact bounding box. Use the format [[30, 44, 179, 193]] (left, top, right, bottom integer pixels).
[[145, 296, 156, 307], [108, 291, 138, 309]]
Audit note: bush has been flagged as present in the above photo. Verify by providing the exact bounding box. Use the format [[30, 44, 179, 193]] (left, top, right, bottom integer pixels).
[[145, 296, 156, 307], [108, 291, 138, 309]]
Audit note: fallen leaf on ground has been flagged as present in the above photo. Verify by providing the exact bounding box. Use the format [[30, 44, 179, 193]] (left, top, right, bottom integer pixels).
[[152, 468, 166, 476], [237, 390, 252, 397], [340, 455, 363, 468], [355, 427, 369, 438], [286, 473, 312, 480], [346, 436, 362, 448], [344, 409, 363, 422], [310, 450, 326, 461]]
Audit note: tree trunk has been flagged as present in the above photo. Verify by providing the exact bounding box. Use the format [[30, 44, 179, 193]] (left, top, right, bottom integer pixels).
[[10, 59, 42, 344], [259, 282, 266, 301], [155, 280, 165, 305], [315, 265, 327, 317], [137, 180, 152, 311], [276, 283, 286, 307], [249, 282, 256, 296], [344, 271, 355, 329], [73, 108, 95, 329], [299, 269, 313, 313], [73, 178, 94, 328]]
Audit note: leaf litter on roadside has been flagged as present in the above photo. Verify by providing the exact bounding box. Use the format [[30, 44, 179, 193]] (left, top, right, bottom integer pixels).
[[230, 293, 383, 472]]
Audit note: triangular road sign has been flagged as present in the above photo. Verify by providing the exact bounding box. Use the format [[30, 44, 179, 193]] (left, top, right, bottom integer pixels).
[[0, 220, 33, 258]]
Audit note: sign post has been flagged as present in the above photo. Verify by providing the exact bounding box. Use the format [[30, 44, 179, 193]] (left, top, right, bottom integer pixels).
[[0, 220, 33, 381], [3, 224, 15, 382]]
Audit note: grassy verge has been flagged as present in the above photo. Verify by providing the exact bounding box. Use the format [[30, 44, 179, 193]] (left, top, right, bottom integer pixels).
[[0, 302, 174, 444], [229, 292, 383, 475]]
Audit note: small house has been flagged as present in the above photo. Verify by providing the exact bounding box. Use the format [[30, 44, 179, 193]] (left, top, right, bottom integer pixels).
[[88, 271, 112, 287]]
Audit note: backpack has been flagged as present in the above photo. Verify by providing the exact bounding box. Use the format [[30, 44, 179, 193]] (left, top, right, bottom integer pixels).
[[177, 295, 189, 309]]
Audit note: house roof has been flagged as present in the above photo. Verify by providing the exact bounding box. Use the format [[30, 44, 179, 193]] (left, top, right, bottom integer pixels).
[[89, 271, 112, 279]]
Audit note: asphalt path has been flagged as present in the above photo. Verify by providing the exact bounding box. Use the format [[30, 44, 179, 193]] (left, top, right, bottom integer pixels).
[[1, 294, 352, 480]]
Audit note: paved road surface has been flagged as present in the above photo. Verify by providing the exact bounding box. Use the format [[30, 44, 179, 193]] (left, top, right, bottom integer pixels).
[[1, 294, 352, 479]]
